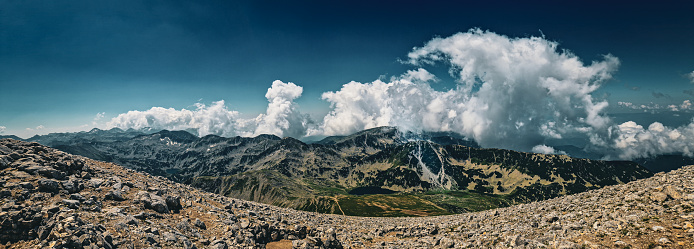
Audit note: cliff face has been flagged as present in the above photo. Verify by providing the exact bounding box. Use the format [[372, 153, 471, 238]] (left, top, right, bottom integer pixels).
[[0, 138, 692, 248]]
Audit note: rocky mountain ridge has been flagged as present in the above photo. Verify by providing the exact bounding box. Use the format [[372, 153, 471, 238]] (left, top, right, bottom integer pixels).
[[1, 138, 693, 248], [32, 127, 652, 216]]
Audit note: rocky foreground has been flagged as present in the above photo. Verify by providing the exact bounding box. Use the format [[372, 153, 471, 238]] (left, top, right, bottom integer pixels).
[[0, 138, 693, 249]]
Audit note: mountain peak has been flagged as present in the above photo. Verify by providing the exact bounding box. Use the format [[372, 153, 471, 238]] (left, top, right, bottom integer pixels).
[[253, 134, 281, 141], [154, 130, 198, 143]]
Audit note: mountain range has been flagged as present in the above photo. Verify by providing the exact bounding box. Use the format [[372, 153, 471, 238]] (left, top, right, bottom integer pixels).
[[2, 138, 693, 248], [11, 126, 654, 216]]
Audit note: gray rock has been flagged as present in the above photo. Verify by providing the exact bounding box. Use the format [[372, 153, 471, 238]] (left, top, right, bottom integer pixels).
[[88, 178, 104, 188], [37, 178, 60, 192], [650, 192, 668, 202], [163, 232, 177, 242], [123, 215, 139, 226], [145, 234, 157, 244], [194, 218, 206, 230], [657, 237, 671, 244], [106, 190, 127, 201], [664, 185, 682, 199], [62, 199, 80, 209], [209, 239, 228, 249], [62, 178, 83, 193], [25, 165, 65, 179], [144, 226, 159, 235], [106, 207, 123, 216], [70, 193, 86, 201], [18, 182, 33, 190], [137, 191, 169, 213], [166, 195, 183, 211]]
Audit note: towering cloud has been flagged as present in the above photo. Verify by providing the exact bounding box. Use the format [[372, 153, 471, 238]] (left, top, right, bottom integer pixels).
[[253, 80, 311, 138], [321, 29, 618, 151]]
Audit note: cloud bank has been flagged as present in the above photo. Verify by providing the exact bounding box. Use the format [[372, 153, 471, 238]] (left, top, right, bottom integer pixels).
[[608, 121, 694, 159], [105, 29, 694, 160], [108, 80, 312, 138], [617, 100, 694, 112], [108, 100, 244, 137]]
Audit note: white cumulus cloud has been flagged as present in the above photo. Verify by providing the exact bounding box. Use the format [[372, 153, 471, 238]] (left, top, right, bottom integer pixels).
[[254, 80, 311, 138], [319, 28, 619, 152], [107, 80, 312, 138], [608, 121, 694, 160], [107, 100, 245, 137], [531, 144, 565, 155], [0, 126, 5, 134], [101, 29, 694, 160]]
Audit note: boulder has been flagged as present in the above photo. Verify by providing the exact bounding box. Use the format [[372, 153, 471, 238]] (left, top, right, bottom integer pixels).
[[37, 178, 60, 192], [166, 195, 183, 211], [62, 199, 80, 209], [137, 191, 169, 213], [105, 190, 127, 201]]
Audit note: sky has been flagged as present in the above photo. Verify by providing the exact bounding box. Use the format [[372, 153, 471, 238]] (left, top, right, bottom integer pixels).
[[2, 0, 694, 159]]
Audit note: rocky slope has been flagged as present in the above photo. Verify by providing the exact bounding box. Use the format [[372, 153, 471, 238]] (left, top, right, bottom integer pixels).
[[1, 138, 693, 248], [51, 127, 652, 215]]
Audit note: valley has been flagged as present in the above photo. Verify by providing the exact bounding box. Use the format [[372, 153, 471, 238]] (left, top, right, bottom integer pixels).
[[23, 127, 653, 217], [1, 138, 693, 248]]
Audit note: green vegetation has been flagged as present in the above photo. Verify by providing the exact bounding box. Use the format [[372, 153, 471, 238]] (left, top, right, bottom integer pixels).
[[337, 194, 451, 217], [419, 190, 512, 213]]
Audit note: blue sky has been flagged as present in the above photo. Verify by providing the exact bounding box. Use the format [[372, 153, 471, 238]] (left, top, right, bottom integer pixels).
[[1, 0, 694, 159]]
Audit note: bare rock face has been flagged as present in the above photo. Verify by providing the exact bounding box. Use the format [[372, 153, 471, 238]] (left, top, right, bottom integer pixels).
[[1, 138, 694, 248]]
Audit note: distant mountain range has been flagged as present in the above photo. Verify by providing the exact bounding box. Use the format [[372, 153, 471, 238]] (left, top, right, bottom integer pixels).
[[10, 126, 656, 216]]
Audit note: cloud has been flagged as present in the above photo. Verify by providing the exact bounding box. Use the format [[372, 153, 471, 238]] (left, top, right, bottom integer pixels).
[[667, 100, 694, 112], [531, 144, 565, 155], [102, 29, 694, 160], [684, 89, 694, 97], [618, 100, 693, 112], [107, 80, 311, 138], [108, 100, 246, 137], [317, 69, 453, 136], [320, 28, 619, 152], [689, 71, 694, 83], [253, 80, 311, 138], [94, 112, 105, 121], [25, 125, 45, 132], [0, 126, 5, 134], [91, 112, 106, 126], [608, 121, 694, 159]]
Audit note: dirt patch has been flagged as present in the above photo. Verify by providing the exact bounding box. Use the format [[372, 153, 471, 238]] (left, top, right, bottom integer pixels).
[[266, 239, 293, 249]]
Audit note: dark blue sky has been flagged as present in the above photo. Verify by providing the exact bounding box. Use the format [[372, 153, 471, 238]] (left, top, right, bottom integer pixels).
[[2, 0, 694, 137]]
